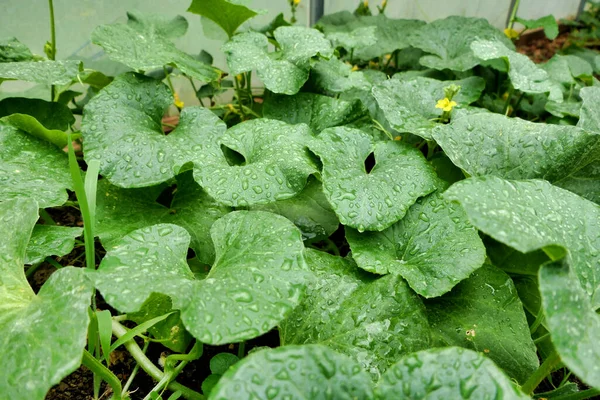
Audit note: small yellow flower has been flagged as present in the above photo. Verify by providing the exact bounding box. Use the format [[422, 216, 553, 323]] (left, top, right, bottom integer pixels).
[[435, 97, 457, 112], [235, 74, 243, 82], [293, 0, 300, 5], [227, 103, 235, 112], [393, 135, 402, 141], [351, 65, 359, 71], [503, 27, 519, 39], [173, 93, 184, 108], [381, 0, 387, 7], [363, 0, 368, 7]]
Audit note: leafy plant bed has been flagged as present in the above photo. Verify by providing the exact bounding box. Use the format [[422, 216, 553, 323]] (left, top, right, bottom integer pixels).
[[3, 0, 600, 399]]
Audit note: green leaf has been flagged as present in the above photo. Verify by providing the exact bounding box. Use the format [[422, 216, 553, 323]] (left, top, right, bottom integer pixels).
[[222, 27, 333, 95], [309, 126, 438, 231], [346, 188, 485, 297], [0, 37, 35, 62], [308, 56, 369, 94], [25, 225, 82, 264], [262, 92, 367, 133], [91, 211, 309, 345], [187, 0, 257, 39], [539, 260, 600, 389], [0, 123, 71, 208], [250, 177, 339, 240], [193, 118, 318, 207], [280, 249, 430, 380], [316, 12, 425, 60], [425, 264, 539, 383], [92, 13, 220, 83], [126, 10, 189, 39], [471, 40, 562, 101], [81, 73, 226, 188], [128, 293, 192, 353], [0, 198, 92, 400], [407, 16, 514, 71], [444, 176, 600, 309], [209, 345, 374, 399], [0, 60, 81, 85], [210, 353, 239, 375], [375, 347, 529, 399], [373, 76, 485, 139], [515, 15, 559, 40], [432, 113, 600, 194], [95, 171, 231, 265]]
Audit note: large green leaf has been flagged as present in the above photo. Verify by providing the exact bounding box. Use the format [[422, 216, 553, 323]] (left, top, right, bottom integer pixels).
[[0, 37, 35, 62], [0, 98, 74, 148], [250, 177, 339, 240], [425, 264, 538, 383], [92, 13, 220, 82], [432, 113, 600, 196], [81, 73, 226, 188], [0, 198, 92, 400], [373, 76, 485, 139], [25, 225, 82, 264], [95, 171, 231, 265], [280, 249, 430, 380], [444, 176, 600, 309], [309, 126, 438, 231], [316, 11, 425, 61], [90, 211, 309, 345], [0, 123, 71, 208], [209, 345, 374, 400], [126, 10, 189, 39], [0, 60, 80, 85], [187, 0, 257, 39], [407, 16, 513, 71], [375, 347, 529, 399], [222, 27, 333, 95], [308, 57, 370, 94], [346, 188, 485, 297], [262, 92, 367, 133], [193, 118, 318, 207], [471, 40, 562, 101], [539, 260, 600, 388]]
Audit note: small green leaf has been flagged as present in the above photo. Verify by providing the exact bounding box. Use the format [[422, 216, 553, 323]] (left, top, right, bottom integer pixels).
[[346, 188, 485, 297], [193, 119, 318, 207], [425, 264, 539, 383], [0, 123, 71, 207], [209, 345, 374, 399], [250, 177, 339, 240], [280, 249, 430, 380], [375, 347, 529, 399], [316, 12, 425, 60], [407, 16, 513, 71], [82, 73, 226, 188], [373, 76, 485, 139], [187, 0, 257, 39], [309, 126, 438, 231], [515, 15, 559, 40], [25, 225, 82, 264], [0, 199, 92, 400], [0, 60, 81, 85], [263, 92, 367, 133], [222, 27, 333, 95], [444, 176, 600, 309], [92, 13, 220, 83], [210, 353, 239, 375], [471, 40, 562, 101], [0, 37, 35, 62], [539, 260, 600, 389]]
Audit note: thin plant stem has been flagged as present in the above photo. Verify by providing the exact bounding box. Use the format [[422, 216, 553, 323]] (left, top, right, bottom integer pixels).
[[188, 77, 205, 107], [82, 350, 123, 400], [521, 352, 561, 395], [45, 256, 64, 270], [112, 321, 205, 400], [164, 66, 175, 94], [507, 0, 522, 29], [122, 341, 149, 396], [533, 332, 550, 344], [39, 208, 56, 225], [503, 86, 514, 115], [233, 76, 246, 119], [237, 341, 246, 358], [48, 0, 56, 100]]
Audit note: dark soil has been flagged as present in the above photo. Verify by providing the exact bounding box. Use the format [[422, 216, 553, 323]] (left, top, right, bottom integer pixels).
[[516, 28, 571, 63]]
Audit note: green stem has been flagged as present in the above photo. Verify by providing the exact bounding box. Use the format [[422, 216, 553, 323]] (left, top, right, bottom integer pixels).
[[188, 77, 205, 107], [164, 66, 175, 94], [233, 76, 246, 119], [503, 87, 514, 115], [122, 341, 149, 396], [112, 321, 205, 400], [45, 256, 64, 270], [533, 332, 550, 344], [39, 208, 56, 225], [81, 350, 123, 400], [48, 0, 56, 100], [521, 352, 561, 395], [237, 341, 246, 358], [507, 0, 522, 29], [552, 389, 600, 400], [426, 141, 437, 159], [25, 262, 43, 277]]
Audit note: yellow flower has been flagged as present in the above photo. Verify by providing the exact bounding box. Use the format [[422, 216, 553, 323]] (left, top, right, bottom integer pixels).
[[173, 93, 184, 108], [503, 27, 519, 39], [351, 65, 360, 71], [363, 0, 368, 7], [293, 0, 300, 5], [381, 0, 387, 7], [435, 97, 457, 112]]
